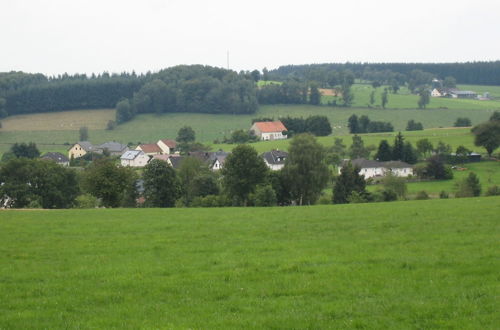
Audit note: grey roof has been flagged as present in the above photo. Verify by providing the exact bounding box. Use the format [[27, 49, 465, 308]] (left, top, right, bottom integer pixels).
[[208, 150, 229, 167], [169, 156, 186, 169], [77, 141, 96, 152], [344, 158, 413, 169], [98, 142, 128, 153], [121, 150, 144, 160], [262, 150, 288, 165], [452, 90, 477, 95], [41, 152, 69, 163]]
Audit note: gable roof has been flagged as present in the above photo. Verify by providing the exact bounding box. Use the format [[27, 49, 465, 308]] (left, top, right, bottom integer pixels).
[[168, 155, 186, 169], [98, 142, 128, 153], [76, 141, 96, 152], [41, 152, 69, 163], [159, 139, 177, 149], [121, 150, 145, 160], [262, 150, 288, 165], [253, 121, 287, 133], [138, 143, 162, 153]]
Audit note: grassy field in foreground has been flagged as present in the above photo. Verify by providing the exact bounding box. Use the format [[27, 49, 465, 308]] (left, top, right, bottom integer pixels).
[[1, 197, 499, 328], [0, 104, 495, 155]]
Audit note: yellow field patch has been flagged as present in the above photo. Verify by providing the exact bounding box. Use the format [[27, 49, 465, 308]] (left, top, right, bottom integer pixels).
[[1, 109, 115, 131]]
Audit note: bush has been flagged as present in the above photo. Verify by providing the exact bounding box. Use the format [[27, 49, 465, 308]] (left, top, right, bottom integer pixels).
[[485, 185, 500, 196], [439, 190, 449, 199], [454, 117, 471, 127], [75, 194, 100, 208], [250, 185, 277, 207], [455, 172, 481, 198], [347, 191, 369, 203], [415, 190, 429, 200], [317, 195, 331, 205], [106, 120, 117, 130], [376, 188, 398, 202]]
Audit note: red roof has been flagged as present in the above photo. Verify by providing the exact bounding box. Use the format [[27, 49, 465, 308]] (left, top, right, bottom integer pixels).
[[254, 121, 287, 133], [160, 139, 177, 148], [138, 143, 162, 153]]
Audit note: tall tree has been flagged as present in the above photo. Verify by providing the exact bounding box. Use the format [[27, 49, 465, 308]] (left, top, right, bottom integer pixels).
[[79, 126, 89, 141], [309, 83, 321, 105], [375, 140, 392, 161], [347, 114, 359, 134], [416, 138, 434, 158], [417, 88, 430, 109], [392, 132, 405, 161], [333, 162, 367, 204], [116, 98, 134, 123], [283, 134, 330, 205], [369, 90, 375, 107], [143, 159, 181, 207], [381, 88, 389, 109], [82, 159, 137, 208], [177, 126, 196, 143], [349, 135, 371, 159], [471, 120, 500, 156], [221, 144, 268, 206]]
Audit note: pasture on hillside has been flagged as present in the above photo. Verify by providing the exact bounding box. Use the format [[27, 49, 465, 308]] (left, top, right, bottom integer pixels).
[[1, 197, 499, 328], [0, 104, 495, 155], [322, 84, 500, 110]]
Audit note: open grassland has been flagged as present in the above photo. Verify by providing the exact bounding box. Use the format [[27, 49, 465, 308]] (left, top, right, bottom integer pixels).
[[0, 104, 494, 155], [1, 197, 499, 329], [457, 84, 500, 99]]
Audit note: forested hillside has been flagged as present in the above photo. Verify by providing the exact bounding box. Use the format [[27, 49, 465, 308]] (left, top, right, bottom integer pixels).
[[270, 61, 500, 86], [0, 66, 258, 118]]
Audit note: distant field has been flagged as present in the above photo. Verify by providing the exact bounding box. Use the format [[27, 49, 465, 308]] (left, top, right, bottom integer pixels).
[[0, 101, 496, 155], [213, 128, 480, 154], [1, 197, 499, 328], [457, 84, 500, 99], [323, 84, 500, 110]]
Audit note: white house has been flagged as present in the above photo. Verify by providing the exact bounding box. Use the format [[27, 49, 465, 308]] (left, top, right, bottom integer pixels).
[[431, 88, 442, 97], [250, 121, 287, 141], [340, 158, 414, 179], [261, 150, 288, 170], [41, 152, 70, 166], [120, 150, 150, 167]]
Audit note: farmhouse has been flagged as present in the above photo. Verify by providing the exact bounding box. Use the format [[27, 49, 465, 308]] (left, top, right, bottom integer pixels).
[[157, 139, 177, 154], [41, 152, 70, 166], [208, 150, 229, 171], [261, 150, 288, 170], [68, 141, 99, 159], [120, 150, 150, 167], [136, 143, 163, 156], [431, 88, 442, 97], [98, 142, 129, 156], [250, 121, 287, 141], [340, 158, 414, 178]]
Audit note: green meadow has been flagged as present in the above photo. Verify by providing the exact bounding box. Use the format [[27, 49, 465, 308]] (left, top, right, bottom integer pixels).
[[1, 197, 499, 328], [0, 104, 494, 156]]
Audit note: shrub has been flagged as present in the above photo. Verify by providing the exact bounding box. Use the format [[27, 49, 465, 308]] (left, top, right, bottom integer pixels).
[[106, 120, 117, 130], [415, 190, 429, 200], [347, 191, 369, 203], [250, 185, 277, 207], [485, 185, 500, 196], [75, 194, 100, 208], [455, 172, 481, 198], [439, 190, 449, 199]]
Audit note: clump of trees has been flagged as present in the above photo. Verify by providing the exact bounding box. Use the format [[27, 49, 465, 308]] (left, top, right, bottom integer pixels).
[[471, 112, 500, 157], [281, 115, 332, 137], [374, 133, 418, 164], [347, 115, 394, 134], [406, 120, 423, 131], [454, 117, 471, 127]]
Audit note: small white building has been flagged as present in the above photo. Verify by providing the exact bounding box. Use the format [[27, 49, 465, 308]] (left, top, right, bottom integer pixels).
[[340, 158, 414, 179], [250, 121, 287, 141], [431, 88, 442, 97], [120, 150, 150, 167], [261, 150, 288, 171]]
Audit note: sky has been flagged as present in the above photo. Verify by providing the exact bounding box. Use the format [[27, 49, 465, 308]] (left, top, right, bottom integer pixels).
[[1, 0, 500, 76]]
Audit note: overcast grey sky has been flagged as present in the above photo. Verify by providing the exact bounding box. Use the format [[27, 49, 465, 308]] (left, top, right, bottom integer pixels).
[[1, 0, 499, 75]]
